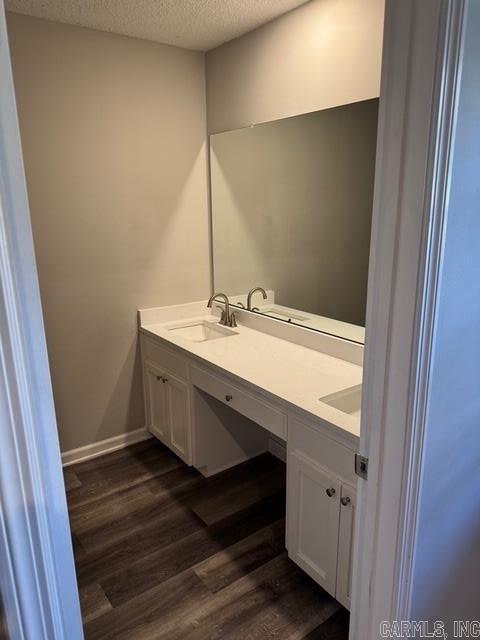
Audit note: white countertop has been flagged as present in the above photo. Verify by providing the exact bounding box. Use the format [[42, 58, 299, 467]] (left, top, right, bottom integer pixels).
[[140, 310, 362, 441]]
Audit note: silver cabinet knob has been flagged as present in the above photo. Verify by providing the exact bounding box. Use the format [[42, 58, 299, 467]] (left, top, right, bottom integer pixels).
[[225, 394, 233, 402], [341, 497, 351, 506], [326, 487, 336, 498]]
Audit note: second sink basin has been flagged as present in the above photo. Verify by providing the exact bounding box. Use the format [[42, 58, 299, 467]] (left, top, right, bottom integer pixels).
[[319, 384, 362, 417], [167, 320, 237, 343]]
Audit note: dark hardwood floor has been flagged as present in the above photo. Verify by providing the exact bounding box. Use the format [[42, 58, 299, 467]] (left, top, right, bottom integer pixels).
[[65, 438, 349, 639], [0, 593, 8, 640]]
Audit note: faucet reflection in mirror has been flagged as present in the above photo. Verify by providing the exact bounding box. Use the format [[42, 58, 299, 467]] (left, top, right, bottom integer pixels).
[[247, 286, 268, 311]]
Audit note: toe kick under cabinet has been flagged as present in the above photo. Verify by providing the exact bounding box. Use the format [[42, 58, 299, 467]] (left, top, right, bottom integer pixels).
[[140, 332, 358, 609]]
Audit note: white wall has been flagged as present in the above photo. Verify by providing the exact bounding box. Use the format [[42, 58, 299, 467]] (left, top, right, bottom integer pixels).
[[6, 14, 210, 452], [211, 99, 378, 326], [409, 0, 480, 630], [206, 0, 384, 133]]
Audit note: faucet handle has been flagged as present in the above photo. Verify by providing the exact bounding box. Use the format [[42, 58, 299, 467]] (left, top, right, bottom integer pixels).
[[216, 305, 227, 324], [230, 312, 237, 328]]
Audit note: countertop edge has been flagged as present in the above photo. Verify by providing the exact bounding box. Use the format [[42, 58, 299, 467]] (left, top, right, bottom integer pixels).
[[140, 325, 360, 451]]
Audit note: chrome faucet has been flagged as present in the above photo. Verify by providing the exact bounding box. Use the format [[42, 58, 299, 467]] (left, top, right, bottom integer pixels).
[[207, 292, 237, 327], [247, 287, 267, 312]]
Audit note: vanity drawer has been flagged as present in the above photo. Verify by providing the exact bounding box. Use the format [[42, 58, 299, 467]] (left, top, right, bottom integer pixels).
[[191, 366, 287, 441], [141, 335, 188, 380], [288, 416, 356, 483]]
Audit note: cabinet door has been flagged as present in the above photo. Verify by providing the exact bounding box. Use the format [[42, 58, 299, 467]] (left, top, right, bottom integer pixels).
[[287, 450, 341, 596], [144, 363, 169, 445], [165, 373, 191, 465], [336, 483, 357, 610]]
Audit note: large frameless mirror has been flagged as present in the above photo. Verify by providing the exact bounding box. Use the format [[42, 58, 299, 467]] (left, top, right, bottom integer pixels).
[[210, 98, 379, 344]]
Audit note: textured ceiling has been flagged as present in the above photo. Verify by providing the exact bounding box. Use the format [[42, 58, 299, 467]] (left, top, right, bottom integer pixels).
[[5, 0, 312, 51]]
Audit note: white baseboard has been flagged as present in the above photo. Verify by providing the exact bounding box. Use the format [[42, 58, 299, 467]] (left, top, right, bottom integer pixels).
[[61, 427, 152, 467], [268, 435, 286, 463]]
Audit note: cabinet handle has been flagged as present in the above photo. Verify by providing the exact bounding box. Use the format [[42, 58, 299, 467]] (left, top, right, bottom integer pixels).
[[162, 377, 168, 384], [156, 376, 161, 381], [326, 487, 336, 498], [341, 496, 351, 506], [225, 394, 233, 402], [156, 375, 168, 383]]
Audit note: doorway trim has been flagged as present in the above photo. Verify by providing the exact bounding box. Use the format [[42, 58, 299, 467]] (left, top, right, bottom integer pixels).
[[0, 4, 83, 638], [350, 0, 466, 637]]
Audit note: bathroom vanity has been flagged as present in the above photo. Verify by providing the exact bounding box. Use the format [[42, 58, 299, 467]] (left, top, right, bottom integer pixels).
[[138, 94, 375, 613], [139, 300, 363, 610]]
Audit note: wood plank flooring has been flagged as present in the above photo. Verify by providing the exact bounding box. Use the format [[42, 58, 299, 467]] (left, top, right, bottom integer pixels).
[[65, 438, 349, 639], [0, 594, 7, 640]]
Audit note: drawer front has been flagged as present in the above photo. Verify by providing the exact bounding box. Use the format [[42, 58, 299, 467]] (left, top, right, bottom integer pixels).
[[288, 416, 356, 484], [141, 335, 188, 380], [191, 366, 287, 441]]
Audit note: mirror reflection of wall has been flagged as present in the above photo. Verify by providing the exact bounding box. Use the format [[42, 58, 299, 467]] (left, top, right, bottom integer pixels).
[[210, 98, 379, 342]]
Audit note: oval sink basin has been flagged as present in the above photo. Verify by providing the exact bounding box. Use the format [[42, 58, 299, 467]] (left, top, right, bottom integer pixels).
[[167, 321, 237, 343], [319, 384, 362, 417]]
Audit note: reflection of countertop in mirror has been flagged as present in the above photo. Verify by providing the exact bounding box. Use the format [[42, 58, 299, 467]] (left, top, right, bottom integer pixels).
[[139, 301, 362, 441], [255, 303, 365, 344], [228, 292, 364, 343]]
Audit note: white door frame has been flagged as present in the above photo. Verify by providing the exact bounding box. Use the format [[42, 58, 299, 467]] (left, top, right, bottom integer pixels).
[[350, 0, 466, 637], [0, 4, 84, 639]]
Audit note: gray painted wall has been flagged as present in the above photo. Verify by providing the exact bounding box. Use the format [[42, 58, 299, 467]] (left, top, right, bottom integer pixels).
[[7, 14, 210, 452], [6, 3, 384, 453], [410, 0, 480, 630], [206, 0, 384, 133]]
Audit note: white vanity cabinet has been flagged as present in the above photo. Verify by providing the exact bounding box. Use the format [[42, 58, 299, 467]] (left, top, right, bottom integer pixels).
[[141, 337, 192, 465], [140, 324, 360, 610], [287, 449, 341, 595], [143, 361, 169, 443], [287, 415, 357, 609]]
